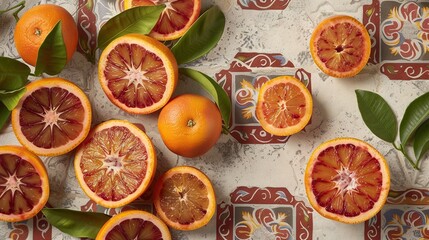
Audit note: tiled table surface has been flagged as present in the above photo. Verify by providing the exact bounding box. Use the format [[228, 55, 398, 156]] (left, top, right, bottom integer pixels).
[[2, 0, 429, 239]]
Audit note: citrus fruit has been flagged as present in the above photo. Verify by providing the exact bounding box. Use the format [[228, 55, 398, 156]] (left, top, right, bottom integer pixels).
[[255, 76, 313, 136], [98, 33, 178, 114], [158, 94, 222, 158], [309, 15, 371, 78], [11, 78, 92, 157], [153, 166, 216, 230], [14, 4, 78, 66], [123, 0, 201, 41], [96, 210, 171, 240], [0, 145, 49, 222], [74, 120, 156, 208], [304, 138, 390, 224]]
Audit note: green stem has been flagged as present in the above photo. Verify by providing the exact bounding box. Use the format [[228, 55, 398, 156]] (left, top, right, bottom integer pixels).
[[221, 124, 230, 135], [0, 1, 25, 22], [393, 143, 420, 170]]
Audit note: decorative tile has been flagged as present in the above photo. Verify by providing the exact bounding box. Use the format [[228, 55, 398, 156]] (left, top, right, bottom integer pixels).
[[365, 188, 429, 239], [217, 186, 313, 240], [363, 0, 429, 80], [216, 52, 312, 144], [237, 0, 291, 10]]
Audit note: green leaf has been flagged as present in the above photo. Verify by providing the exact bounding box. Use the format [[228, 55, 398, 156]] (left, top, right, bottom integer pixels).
[[355, 90, 397, 143], [0, 103, 11, 130], [0, 87, 26, 111], [34, 21, 67, 76], [171, 6, 225, 65], [180, 68, 231, 130], [97, 5, 165, 50], [42, 208, 111, 239], [0, 57, 30, 91], [413, 119, 429, 161], [400, 92, 429, 146]]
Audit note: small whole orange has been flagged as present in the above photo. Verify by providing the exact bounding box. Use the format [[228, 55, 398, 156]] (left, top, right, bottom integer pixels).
[[158, 94, 222, 158], [14, 4, 78, 66]]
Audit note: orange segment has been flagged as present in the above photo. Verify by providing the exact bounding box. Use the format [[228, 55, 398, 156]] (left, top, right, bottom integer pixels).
[[304, 138, 390, 224], [255, 76, 313, 136], [74, 120, 156, 208], [11, 78, 92, 156], [98, 33, 178, 114], [96, 210, 171, 240], [153, 166, 216, 230], [310, 15, 371, 78], [0, 146, 49, 222], [123, 0, 201, 41]]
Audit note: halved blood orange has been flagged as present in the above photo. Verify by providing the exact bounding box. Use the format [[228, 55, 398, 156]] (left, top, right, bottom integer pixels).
[[74, 120, 156, 208], [310, 15, 371, 78], [98, 33, 178, 114], [0, 146, 49, 222], [11, 78, 92, 156], [123, 0, 201, 41], [255, 76, 313, 136], [96, 210, 171, 240], [304, 138, 390, 224], [153, 166, 216, 230]]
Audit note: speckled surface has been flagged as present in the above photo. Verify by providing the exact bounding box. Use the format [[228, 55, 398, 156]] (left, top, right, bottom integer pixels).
[[2, 0, 429, 239]]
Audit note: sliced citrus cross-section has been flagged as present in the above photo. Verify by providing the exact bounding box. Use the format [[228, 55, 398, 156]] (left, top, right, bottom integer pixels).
[[0, 146, 49, 222], [96, 210, 171, 240], [310, 15, 371, 78], [123, 0, 201, 41], [74, 120, 156, 208], [256, 76, 313, 136], [153, 166, 216, 230], [304, 138, 390, 224], [98, 33, 178, 114], [12, 78, 92, 156]]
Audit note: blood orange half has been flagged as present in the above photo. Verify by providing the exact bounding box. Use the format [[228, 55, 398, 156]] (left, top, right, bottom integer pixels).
[[0, 146, 49, 222], [123, 0, 201, 41], [74, 120, 156, 208], [96, 210, 171, 240], [11, 78, 92, 156], [256, 76, 313, 136], [98, 33, 178, 114], [310, 15, 371, 78], [304, 138, 390, 224], [153, 166, 216, 230]]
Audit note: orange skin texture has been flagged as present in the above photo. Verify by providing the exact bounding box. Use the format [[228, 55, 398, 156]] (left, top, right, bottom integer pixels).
[[14, 4, 78, 66], [158, 94, 222, 158]]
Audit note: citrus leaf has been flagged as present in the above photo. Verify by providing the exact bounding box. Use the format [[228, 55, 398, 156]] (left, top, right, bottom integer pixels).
[[0, 103, 11, 130], [0, 57, 30, 91], [97, 5, 165, 50], [355, 90, 397, 143], [0, 87, 26, 111], [42, 208, 111, 239], [180, 68, 231, 130], [171, 6, 225, 65], [414, 120, 429, 161], [34, 21, 67, 76], [400, 92, 429, 146]]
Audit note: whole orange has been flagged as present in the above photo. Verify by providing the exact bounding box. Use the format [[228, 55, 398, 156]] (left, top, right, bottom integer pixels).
[[158, 94, 222, 158], [14, 4, 78, 66]]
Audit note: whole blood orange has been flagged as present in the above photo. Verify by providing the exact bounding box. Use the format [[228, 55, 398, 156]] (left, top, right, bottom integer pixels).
[[14, 4, 78, 66], [304, 138, 390, 224], [98, 33, 178, 114], [74, 120, 156, 208], [310, 15, 371, 78], [11, 78, 92, 157], [123, 0, 201, 41], [153, 166, 216, 230], [0, 146, 49, 222], [96, 210, 171, 240], [256, 76, 313, 136], [158, 94, 222, 158]]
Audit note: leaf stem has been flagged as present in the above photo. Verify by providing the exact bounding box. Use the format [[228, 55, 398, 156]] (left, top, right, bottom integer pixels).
[[0, 1, 25, 22], [393, 143, 420, 170]]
